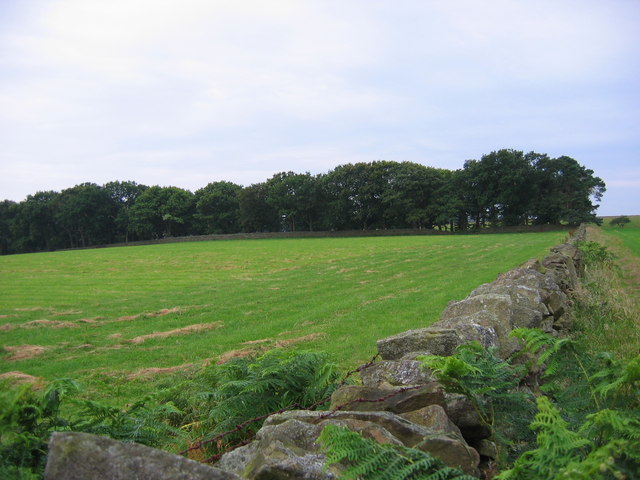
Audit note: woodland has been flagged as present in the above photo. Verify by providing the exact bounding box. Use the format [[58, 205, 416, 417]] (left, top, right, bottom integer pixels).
[[0, 149, 605, 255]]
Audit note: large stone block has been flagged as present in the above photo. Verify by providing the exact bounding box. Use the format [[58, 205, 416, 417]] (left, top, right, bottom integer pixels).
[[359, 359, 434, 387], [495, 268, 568, 319], [44, 432, 240, 480], [216, 419, 335, 480], [400, 404, 463, 439], [438, 295, 521, 357], [330, 383, 444, 414], [376, 328, 462, 360], [260, 410, 480, 475]]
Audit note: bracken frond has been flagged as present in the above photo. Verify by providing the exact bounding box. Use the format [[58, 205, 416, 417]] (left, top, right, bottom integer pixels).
[[319, 424, 476, 480]]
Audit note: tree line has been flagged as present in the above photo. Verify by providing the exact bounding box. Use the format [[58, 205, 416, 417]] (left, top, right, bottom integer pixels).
[[0, 149, 605, 255]]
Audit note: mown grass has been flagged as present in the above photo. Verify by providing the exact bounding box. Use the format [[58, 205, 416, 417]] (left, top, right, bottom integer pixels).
[[1, 232, 567, 405]]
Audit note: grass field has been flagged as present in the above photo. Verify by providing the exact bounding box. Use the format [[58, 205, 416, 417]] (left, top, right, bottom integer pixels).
[[1, 231, 568, 405], [600, 215, 640, 257]]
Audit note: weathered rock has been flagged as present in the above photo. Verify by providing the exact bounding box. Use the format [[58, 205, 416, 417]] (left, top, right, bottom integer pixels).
[[326, 418, 480, 476], [495, 268, 568, 319], [443, 393, 491, 442], [454, 321, 500, 349], [216, 442, 260, 477], [474, 439, 498, 460], [359, 359, 434, 387], [255, 419, 324, 452], [570, 225, 587, 243], [262, 410, 480, 475], [330, 383, 444, 414], [400, 404, 463, 439], [441, 294, 511, 329], [377, 328, 462, 360], [469, 282, 549, 318], [265, 410, 428, 446], [438, 295, 521, 357], [414, 436, 480, 477], [323, 418, 404, 446], [217, 419, 335, 480], [518, 258, 545, 273], [552, 243, 582, 275], [44, 432, 240, 480], [542, 252, 578, 292], [421, 316, 499, 353], [245, 447, 334, 480]]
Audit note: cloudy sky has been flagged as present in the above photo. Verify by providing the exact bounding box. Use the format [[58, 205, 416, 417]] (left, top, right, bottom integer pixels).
[[1, 0, 638, 215]]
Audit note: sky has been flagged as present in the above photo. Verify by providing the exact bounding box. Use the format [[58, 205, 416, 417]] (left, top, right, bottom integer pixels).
[[1, 1, 638, 216]]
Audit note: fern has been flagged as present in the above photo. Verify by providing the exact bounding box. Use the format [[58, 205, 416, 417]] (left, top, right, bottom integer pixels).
[[510, 328, 574, 377], [200, 350, 341, 452], [580, 408, 640, 444], [590, 353, 640, 404], [419, 342, 535, 464], [319, 424, 476, 480], [73, 395, 184, 447], [498, 382, 640, 478], [496, 396, 591, 480], [558, 438, 639, 480], [0, 379, 78, 477], [511, 328, 601, 423]]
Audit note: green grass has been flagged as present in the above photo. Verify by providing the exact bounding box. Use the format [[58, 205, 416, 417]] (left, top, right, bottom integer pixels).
[[1, 232, 566, 405], [600, 215, 640, 258]]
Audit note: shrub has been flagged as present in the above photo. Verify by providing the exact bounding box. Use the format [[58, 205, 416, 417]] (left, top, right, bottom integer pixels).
[[576, 240, 614, 267], [609, 216, 631, 228]]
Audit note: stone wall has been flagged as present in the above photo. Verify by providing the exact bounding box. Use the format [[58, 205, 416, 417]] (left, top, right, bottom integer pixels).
[[45, 226, 586, 479]]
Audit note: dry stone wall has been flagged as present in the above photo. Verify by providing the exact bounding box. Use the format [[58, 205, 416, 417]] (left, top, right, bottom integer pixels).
[[45, 226, 586, 479]]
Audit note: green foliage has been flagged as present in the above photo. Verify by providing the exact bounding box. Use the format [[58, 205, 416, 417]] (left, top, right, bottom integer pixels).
[[0, 378, 186, 478], [497, 395, 640, 479], [73, 395, 184, 447], [0, 379, 78, 477], [201, 350, 340, 449], [419, 328, 640, 478], [510, 328, 629, 423], [589, 353, 640, 408], [319, 424, 476, 480], [1, 151, 601, 253], [576, 240, 615, 267], [495, 332, 640, 479], [496, 397, 591, 479], [609, 215, 631, 227], [419, 342, 535, 463]]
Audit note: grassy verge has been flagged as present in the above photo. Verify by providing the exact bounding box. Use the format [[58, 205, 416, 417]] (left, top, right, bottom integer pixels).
[[1, 232, 566, 405], [573, 220, 640, 359]]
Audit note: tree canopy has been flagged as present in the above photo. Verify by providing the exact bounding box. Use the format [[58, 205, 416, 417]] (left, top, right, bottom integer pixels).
[[0, 150, 606, 254]]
